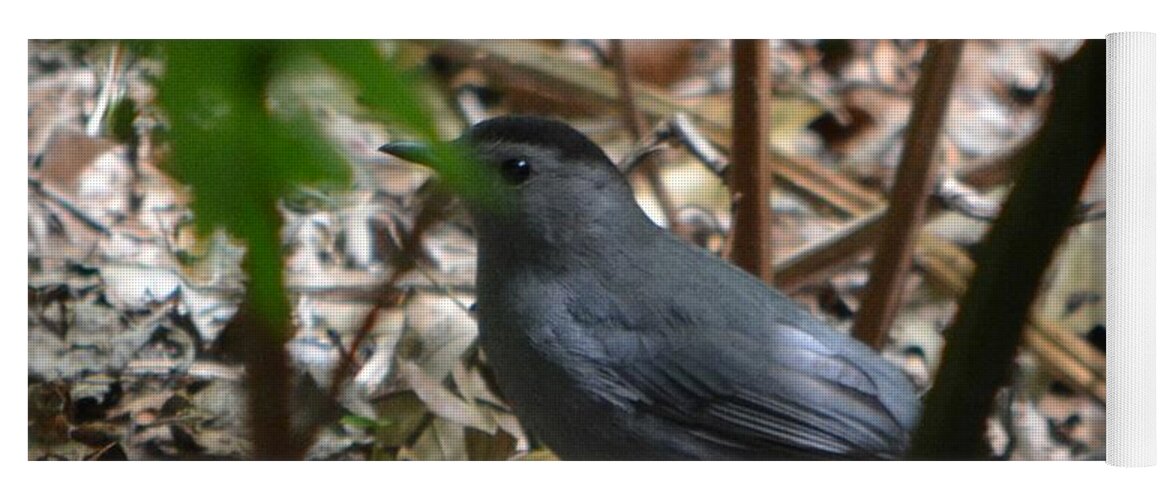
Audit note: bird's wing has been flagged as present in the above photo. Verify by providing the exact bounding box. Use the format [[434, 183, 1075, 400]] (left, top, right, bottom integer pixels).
[[599, 322, 918, 459]]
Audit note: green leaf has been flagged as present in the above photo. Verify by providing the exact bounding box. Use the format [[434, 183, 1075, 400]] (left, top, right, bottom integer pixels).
[[154, 40, 444, 333]]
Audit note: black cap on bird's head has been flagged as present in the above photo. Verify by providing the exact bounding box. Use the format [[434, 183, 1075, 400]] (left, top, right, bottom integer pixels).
[[379, 116, 641, 243], [379, 116, 618, 182], [459, 116, 615, 165]]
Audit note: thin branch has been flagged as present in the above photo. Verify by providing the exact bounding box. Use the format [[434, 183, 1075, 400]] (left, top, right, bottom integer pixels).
[[618, 139, 670, 174], [325, 189, 452, 405], [852, 40, 964, 349], [669, 113, 729, 176], [774, 207, 885, 291], [425, 40, 881, 219], [727, 40, 773, 279], [910, 40, 1106, 459], [916, 237, 1106, 402], [618, 114, 729, 177], [612, 40, 682, 233], [613, 40, 650, 140], [935, 175, 1107, 224], [224, 262, 300, 459], [616, 114, 673, 174], [28, 178, 113, 236], [86, 43, 125, 138]]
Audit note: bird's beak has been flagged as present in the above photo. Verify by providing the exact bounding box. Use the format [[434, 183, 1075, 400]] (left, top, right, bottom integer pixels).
[[377, 139, 500, 210], [379, 141, 440, 168]]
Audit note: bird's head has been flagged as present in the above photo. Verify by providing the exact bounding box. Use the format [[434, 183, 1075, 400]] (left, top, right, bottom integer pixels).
[[380, 116, 642, 248]]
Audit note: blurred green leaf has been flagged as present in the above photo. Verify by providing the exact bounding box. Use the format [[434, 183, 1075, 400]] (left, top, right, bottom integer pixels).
[[306, 40, 497, 208], [158, 41, 334, 328], [307, 40, 436, 139], [105, 97, 138, 144], [155, 40, 454, 332], [340, 413, 383, 430]]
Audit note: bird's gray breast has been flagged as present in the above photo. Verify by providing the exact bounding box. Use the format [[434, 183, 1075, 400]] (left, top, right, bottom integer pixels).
[[475, 267, 657, 458]]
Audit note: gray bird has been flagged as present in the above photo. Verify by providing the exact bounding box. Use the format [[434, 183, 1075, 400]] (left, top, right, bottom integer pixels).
[[380, 116, 920, 460]]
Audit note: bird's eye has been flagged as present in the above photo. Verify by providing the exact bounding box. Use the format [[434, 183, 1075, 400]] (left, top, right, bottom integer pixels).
[[500, 158, 532, 185]]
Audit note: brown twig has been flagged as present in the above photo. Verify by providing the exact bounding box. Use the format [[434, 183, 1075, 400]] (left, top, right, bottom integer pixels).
[[222, 279, 300, 459], [325, 189, 452, 405], [910, 40, 1106, 459], [612, 40, 681, 233], [727, 40, 773, 279], [613, 40, 650, 142], [916, 236, 1105, 402], [775, 158, 1098, 294], [852, 40, 964, 349], [774, 208, 885, 291], [776, 208, 1104, 401]]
